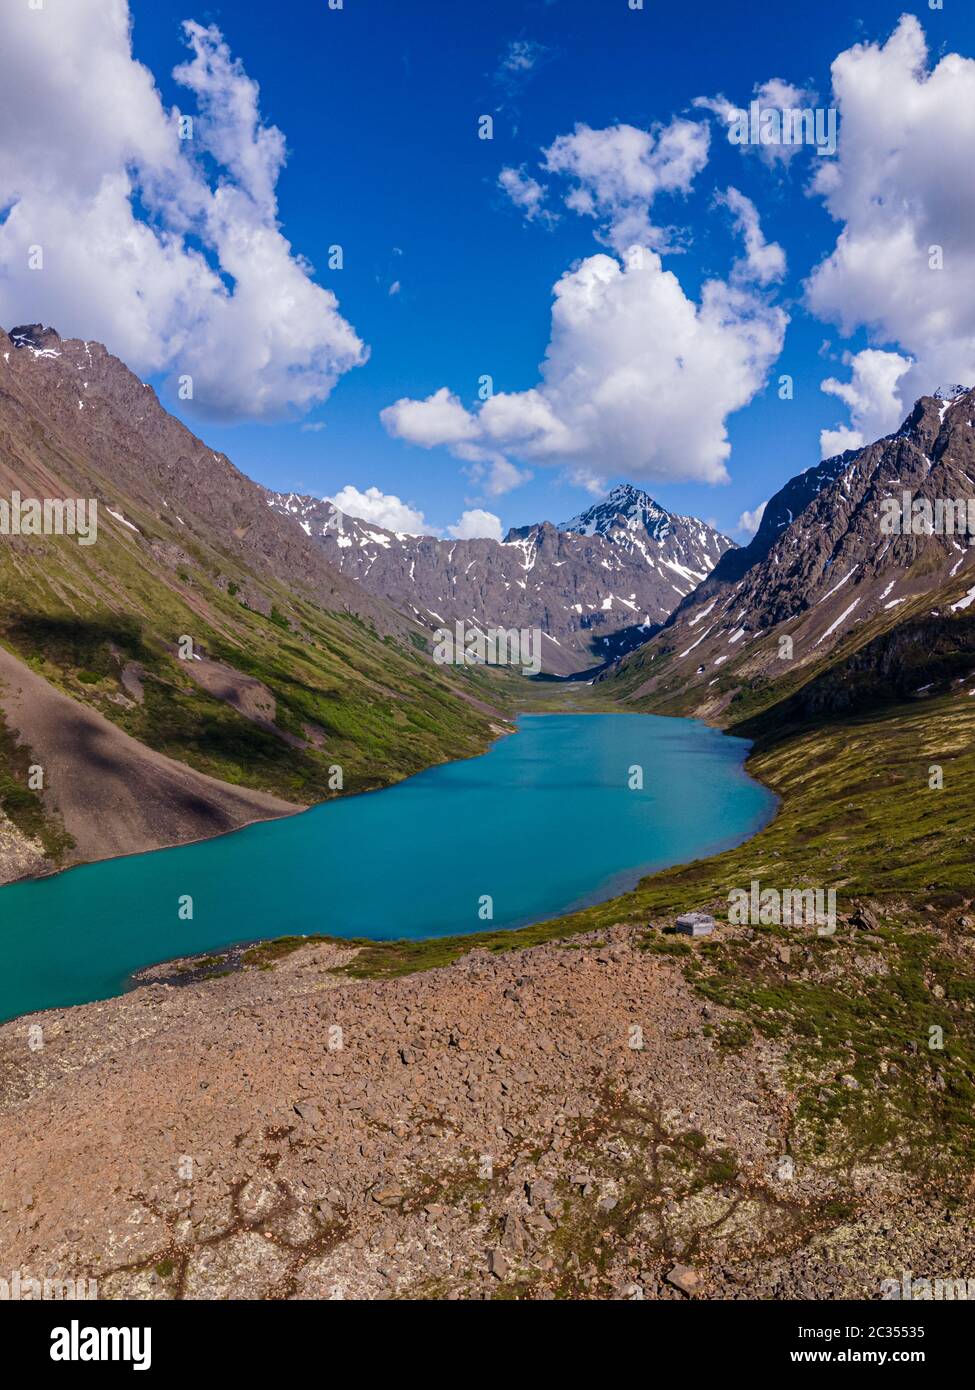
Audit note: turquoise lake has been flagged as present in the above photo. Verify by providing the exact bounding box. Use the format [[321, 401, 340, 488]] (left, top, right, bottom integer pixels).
[[0, 713, 776, 1022]]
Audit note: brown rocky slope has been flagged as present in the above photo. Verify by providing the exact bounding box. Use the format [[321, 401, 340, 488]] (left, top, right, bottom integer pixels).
[[0, 642, 295, 880], [607, 388, 975, 720]]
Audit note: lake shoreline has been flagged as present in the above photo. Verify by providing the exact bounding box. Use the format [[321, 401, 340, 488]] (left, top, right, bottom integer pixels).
[[0, 715, 519, 892], [0, 709, 777, 1026]]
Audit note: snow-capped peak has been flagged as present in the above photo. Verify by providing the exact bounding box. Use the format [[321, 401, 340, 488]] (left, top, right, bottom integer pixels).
[[559, 483, 671, 540]]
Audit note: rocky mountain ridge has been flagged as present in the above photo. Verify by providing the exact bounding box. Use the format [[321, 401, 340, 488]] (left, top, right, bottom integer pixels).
[[268, 485, 733, 675], [606, 387, 975, 719]]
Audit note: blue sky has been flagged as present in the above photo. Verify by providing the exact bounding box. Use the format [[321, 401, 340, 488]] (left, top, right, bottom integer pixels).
[[3, 0, 973, 540]]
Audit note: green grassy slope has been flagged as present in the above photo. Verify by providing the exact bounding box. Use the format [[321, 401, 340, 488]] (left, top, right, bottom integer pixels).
[[0, 524, 518, 811], [0, 335, 523, 861], [0, 455, 521, 869]]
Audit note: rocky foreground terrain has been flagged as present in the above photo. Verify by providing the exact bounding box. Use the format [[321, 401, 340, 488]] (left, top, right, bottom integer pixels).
[[1, 922, 970, 1301]]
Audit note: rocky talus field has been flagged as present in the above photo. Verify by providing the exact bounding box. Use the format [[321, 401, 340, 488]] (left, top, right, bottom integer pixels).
[[2, 918, 972, 1301]]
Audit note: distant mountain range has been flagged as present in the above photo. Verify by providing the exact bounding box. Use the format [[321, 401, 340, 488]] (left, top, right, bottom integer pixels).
[[267, 482, 734, 675], [605, 386, 975, 721]]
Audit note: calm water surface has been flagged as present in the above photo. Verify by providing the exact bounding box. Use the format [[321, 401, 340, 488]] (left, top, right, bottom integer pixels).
[[0, 713, 776, 1020]]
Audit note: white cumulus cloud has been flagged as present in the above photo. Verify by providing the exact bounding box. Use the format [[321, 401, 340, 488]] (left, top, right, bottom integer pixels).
[[460, 454, 532, 497], [330, 487, 503, 543], [539, 118, 710, 253], [381, 387, 479, 448], [819, 348, 914, 457], [565, 466, 607, 497], [0, 3, 365, 421], [806, 16, 975, 434], [717, 187, 786, 285], [818, 426, 864, 459], [330, 486, 431, 535], [498, 165, 551, 222], [447, 509, 504, 541], [737, 501, 767, 537], [382, 250, 787, 487], [694, 78, 817, 166]]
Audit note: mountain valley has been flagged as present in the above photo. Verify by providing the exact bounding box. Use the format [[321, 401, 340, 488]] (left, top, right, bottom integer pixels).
[[1, 332, 974, 1305]]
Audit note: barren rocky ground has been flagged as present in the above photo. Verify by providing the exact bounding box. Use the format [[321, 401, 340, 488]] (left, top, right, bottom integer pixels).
[[1, 923, 970, 1300]]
